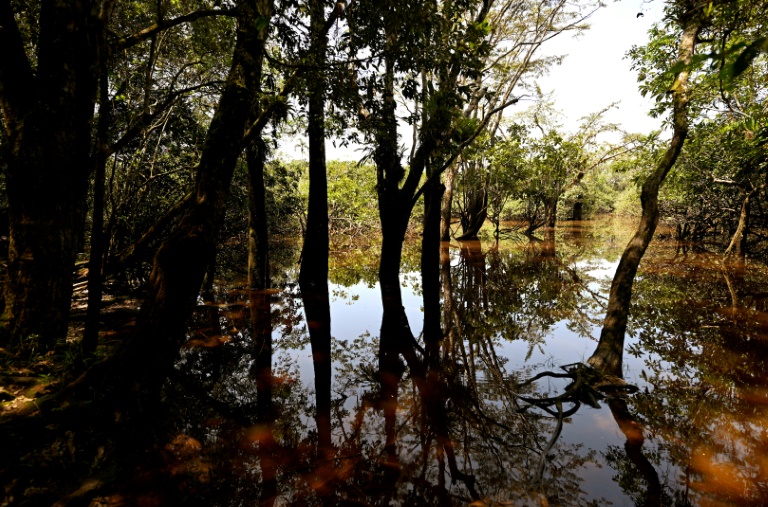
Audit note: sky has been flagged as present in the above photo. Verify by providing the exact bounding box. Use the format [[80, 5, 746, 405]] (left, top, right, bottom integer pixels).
[[282, 0, 669, 161], [534, 0, 667, 134]]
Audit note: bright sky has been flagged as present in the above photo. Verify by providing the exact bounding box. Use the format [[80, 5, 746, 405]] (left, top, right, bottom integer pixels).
[[535, 0, 667, 134], [282, 0, 669, 161]]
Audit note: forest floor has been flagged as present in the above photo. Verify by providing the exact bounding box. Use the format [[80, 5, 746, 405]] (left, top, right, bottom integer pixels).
[[0, 286, 164, 507], [0, 282, 142, 421]]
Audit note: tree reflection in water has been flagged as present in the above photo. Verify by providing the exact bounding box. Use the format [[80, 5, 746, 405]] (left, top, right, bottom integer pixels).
[[167, 219, 768, 506]]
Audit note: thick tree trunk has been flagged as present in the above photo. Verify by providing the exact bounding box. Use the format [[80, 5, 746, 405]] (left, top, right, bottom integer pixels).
[[588, 13, 701, 376], [0, 1, 100, 350]]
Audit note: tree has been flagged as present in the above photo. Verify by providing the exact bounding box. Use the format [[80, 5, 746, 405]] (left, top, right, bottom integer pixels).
[[298, 0, 335, 466], [588, 0, 708, 376], [0, 0, 239, 353], [125, 0, 275, 386], [0, 0, 102, 350], [346, 0, 495, 372], [449, 0, 598, 240]]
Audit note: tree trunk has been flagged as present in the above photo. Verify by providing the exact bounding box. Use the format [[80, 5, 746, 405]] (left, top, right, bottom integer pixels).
[[422, 174, 445, 366], [83, 27, 112, 356], [440, 164, 457, 241], [544, 197, 558, 229], [588, 13, 702, 376], [0, 0, 100, 350], [126, 0, 273, 386], [299, 0, 333, 462], [373, 40, 424, 396], [247, 139, 270, 290], [724, 188, 756, 259]]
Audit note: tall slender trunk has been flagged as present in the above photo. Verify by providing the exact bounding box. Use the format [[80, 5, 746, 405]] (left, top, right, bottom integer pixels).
[[83, 16, 112, 356], [422, 173, 445, 366], [299, 0, 333, 462], [588, 12, 702, 376], [724, 187, 759, 259], [374, 43, 420, 401], [247, 139, 270, 290]]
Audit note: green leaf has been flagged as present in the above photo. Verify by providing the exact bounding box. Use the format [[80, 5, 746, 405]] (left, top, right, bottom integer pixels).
[[731, 36, 768, 79]]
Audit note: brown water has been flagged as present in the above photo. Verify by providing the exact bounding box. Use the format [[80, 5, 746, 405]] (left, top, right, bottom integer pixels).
[[171, 217, 768, 506]]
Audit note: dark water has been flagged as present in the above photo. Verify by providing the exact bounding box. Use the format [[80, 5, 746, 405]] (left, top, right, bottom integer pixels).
[[170, 217, 768, 506]]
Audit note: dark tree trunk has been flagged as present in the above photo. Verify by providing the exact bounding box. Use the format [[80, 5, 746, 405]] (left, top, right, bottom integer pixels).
[[0, 0, 101, 350], [544, 197, 558, 229], [126, 0, 273, 386], [422, 174, 445, 366], [83, 29, 112, 356], [247, 139, 270, 291], [299, 0, 333, 463], [588, 13, 702, 376], [572, 195, 583, 221], [373, 44, 424, 393]]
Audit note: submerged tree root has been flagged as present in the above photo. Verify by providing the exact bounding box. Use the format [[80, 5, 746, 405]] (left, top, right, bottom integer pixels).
[[515, 362, 637, 411], [512, 362, 638, 489]]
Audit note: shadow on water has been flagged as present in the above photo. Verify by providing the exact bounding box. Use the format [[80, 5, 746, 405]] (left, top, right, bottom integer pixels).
[[7, 218, 768, 506]]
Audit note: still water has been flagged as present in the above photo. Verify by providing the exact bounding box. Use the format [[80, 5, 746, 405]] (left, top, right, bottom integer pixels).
[[173, 217, 768, 506]]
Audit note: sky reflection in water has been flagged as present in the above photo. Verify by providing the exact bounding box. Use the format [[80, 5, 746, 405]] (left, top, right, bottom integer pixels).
[[178, 217, 768, 506]]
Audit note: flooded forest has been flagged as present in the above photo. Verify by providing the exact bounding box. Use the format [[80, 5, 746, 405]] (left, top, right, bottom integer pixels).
[[1, 0, 768, 506]]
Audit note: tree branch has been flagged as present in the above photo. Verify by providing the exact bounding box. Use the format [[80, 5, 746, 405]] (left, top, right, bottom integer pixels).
[[103, 81, 223, 157], [411, 96, 522, 207], [107, 192, 195, 272], [113, 9, 237, 51]]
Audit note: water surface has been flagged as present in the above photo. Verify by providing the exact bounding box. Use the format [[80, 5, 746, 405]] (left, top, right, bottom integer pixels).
[[173, 217, 768, 506]]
